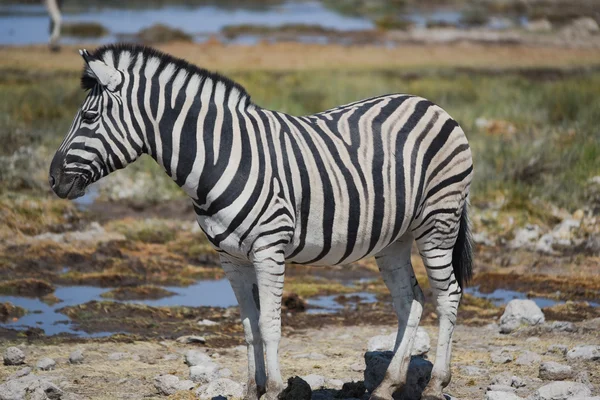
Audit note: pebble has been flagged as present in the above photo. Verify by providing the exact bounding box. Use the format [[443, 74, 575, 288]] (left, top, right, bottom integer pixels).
[[3, 347, 25, 366], [197, 319, 219, 326], [531, 381, 591, 400], [195, 378, 244, 399], [515, 350, 542, 365], [153, 374, 195, 396], [539, 361, 573, 381], [185, 350, 213, 367], [36, 357, 56, 371], [69, 349, 84, 364], [499, 299, 545, 333], [491, 349, 514, 364], [189, 363, 220, 384], [301, 374, 325, 390], [566, 345, 600, 361]]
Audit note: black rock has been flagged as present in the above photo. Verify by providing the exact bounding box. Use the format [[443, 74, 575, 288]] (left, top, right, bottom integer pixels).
[[279, 376, 312, 400]]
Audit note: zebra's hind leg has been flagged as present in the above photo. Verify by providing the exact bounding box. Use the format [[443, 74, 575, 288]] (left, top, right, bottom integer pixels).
[[369, 234, 424, 400], [221, 257, 267, 400], [414, 219, 464, 400]]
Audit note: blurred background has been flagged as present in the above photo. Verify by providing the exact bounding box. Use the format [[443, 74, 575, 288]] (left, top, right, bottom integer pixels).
[[0, 0, 599, 398]]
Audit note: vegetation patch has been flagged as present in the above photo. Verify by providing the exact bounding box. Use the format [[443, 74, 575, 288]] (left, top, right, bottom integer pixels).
[[62, 22, 109, 38], [100, 285, 176, 300], [134, 24, 193, 44], [106, 218, 178, 244], [0, 302, 26, 322], [0, 279, 55, 297], [543, 301, 600, 322]]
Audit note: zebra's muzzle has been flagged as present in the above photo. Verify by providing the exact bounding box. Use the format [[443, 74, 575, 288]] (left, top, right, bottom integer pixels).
[[50, 173, 86, 200]]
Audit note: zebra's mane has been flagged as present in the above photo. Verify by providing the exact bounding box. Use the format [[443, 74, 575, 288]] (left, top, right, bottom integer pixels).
[[80, 44, 251, 103]]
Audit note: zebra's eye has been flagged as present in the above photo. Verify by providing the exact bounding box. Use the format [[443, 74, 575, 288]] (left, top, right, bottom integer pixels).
[[81, 110, 98, 122]]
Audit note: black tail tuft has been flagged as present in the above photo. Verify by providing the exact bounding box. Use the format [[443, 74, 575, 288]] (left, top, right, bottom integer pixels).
[[453, 202, 473, 289]]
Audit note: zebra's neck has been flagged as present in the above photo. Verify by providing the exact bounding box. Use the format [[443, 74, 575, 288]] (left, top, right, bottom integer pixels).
[[140, 71, 255, 202]]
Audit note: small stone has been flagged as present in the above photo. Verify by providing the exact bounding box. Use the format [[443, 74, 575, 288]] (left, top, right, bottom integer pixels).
[[7, 367, 32, 380], [566, 345, 600, 361], [154, 374, 194, 396], [3, 347, 25, 366], [189, 363, 219, 384], [412, 327, 431, 356], [301, 374, 325, 390], [108, 352, 128, 361], [350, 362, 363, 372], [491, 349, 513, 364], [185, 350, 212, 367], [508, 224, 541, 249], [547, 345, 569, 356], [490, 372, 524, 388], [460, 365, 488, 376], [531, 381, 591, 400], [325, 378, 344, 390], [539, 361, 573, 381], [485, 391, 524, 400], [515, 351, 541, 365], [499, 299, 545, 333], [197, 319, 218, 326], [550, 321, 576, 332], [195, 378, 244, 399], [69, 349, 84, 364], [36, 357, 56, 371], [176, 335, 206, 344], [218, 368, 232, 378], [487, 384, 515, 393]]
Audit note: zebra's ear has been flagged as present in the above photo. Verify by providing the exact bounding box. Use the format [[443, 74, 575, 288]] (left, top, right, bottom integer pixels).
[[79, 49, 122, 91]]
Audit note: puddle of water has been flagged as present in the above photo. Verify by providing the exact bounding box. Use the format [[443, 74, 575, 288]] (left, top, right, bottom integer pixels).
[[306, 292, 377, 314], [465, 286, 600, 309], [0, 279, 236, 336], [0, 2, 373, 46]]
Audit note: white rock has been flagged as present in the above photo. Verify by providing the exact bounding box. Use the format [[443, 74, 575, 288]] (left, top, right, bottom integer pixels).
[[412, 327, 431, 356], [185, 350, 212, 367], [539, 361, 573, 381], [197, 319, 218, 326], [487, 384, 515, 393], [550, 321, 576, 332], [536, 234, 556, 254], [491, 372, 524, 388], [3, 347, 25, 366], [218, 368, 232, 378], [36, 357, 56, 371], [491, 349, 513, 364], [531, 381, 591, 400], [366, 327, 430, 356], [515, 351, 541, 365], [566, 345, 600, 361], [485, 391, 524, 400], [176, 335, 206, 344], [0, 374, 63, 400], [302, 374, 325, 390], [189, 363, 220, 384], [499, 299, 545, 333], [7, 367, 32, 381], [195, 378, 244, 399], [508, 224, 541, 249], [326, 378, 344, 390], [548, 344, 569, 356], [153, 374, 194, 396], [69, 349, 84, 364]]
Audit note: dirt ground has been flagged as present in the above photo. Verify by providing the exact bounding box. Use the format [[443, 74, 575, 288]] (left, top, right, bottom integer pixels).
[[1, 319, 599, 399]]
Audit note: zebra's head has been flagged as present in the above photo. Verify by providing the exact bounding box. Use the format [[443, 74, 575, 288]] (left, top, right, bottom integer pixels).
[[49, 48, 137, 199]]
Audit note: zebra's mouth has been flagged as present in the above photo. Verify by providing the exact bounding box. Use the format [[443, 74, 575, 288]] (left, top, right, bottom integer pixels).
[[52, 174, 86, 200]]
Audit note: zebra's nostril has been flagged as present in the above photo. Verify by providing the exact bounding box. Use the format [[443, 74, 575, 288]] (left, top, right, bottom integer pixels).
[[49, 174, 56, 188]]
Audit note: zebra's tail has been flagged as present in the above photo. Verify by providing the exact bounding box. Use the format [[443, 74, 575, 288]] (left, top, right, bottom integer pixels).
[[452, 201, 473, 289]]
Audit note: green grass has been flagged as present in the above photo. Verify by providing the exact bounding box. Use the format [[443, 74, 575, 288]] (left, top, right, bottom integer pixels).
[[1, 68, 598, 211]]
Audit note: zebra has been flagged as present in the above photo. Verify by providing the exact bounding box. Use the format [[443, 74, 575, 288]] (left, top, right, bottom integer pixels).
[[45, 0, 62, 51], [49, 44, 473, 400]]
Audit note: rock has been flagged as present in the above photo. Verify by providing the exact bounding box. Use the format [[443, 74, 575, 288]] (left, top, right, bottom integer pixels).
[[0, 374, 63, 400], [460, 365, 488, 376], [176, 335, 206, 344], [154, 374, 194, 396], [218, 368, 232, 378], [7, 367, 32, 381], [195, 378, 244, 399], [162, 354, 179, 361], [279, 376, 312, 400], [189, 363, 220, 384], [184, 350, 212, 367], [531, 381, 591, 400], [69, 350, 84, 364], [490, 372, 524, 388], [485, 391, 524, 400], [515, 351, 541, 365], [366, 327, 430, 356], [338, 381, 366, 398], [300, 374, 325, 390], [197, 319, 218, 326], [574, 371, 590, 386], [536, 234, 556, 254], [487, 384, 515, 393], [526, 19, 552, 32], [4, 347, 25, 366], [364, 352, 432, 398], [350, 362, 363, 372], [566, 345, 600, 361], [539, 361, 573, 381], [562, 17, 600, 38], [325, 378, 344, 390], [499, 299, 545, 333], [550, 321, 576, 332], [548, 345, 569, 356], [491, 349, 513, 364], [508, 224, 541, 249], [36, 358, 56, 371], [107, 352, 128, 361]]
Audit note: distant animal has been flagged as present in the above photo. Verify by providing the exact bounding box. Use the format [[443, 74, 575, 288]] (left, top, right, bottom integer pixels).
[[49, 44, 473, 400], [45, 0, 62, 51]]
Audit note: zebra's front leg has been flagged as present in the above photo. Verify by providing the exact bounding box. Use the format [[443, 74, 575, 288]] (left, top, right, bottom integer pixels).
[[253, 249, 286, 400], [221, 258, 267, 400]]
